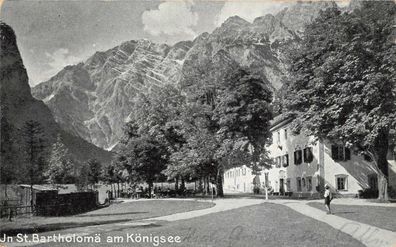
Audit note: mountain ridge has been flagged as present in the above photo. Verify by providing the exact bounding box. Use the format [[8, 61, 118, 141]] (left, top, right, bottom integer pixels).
[[32, 1, 338, 150], [0, 22, 112, 176]]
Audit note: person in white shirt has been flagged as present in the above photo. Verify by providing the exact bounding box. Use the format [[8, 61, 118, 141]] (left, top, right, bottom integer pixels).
[[324, 184, 333, 214]]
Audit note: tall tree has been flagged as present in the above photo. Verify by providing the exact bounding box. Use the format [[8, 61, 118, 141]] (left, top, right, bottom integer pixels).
[[213, 69, 273, 196], [120, 136, 167, 194], [178, 68, 274, 197], [127, 85, 187, 186], [284, 2, 396, 200], [0, 107, 17, 198], [76, 159, 102, 191], [87, 159, 102, 187], [21, 120, 47, 210], [45, 135, 75, 185]]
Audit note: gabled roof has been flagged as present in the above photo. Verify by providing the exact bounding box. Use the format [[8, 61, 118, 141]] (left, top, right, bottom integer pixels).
[[270, 114, 293, 132], [19, 184, 57, 191]]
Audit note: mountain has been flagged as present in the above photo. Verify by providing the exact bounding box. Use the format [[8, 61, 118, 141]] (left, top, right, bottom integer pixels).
[[32, 2, 337, 150], [0, 22, 112, 177], [275, 1, 338, 35]]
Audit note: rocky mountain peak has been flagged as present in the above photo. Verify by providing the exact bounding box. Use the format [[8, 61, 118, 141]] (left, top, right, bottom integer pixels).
[[0, 22, 112, 168], [276, 1, 338, 34], [31, 1, 334, 150], [0, 21, 32, 104], [221, 15, 251, 28]]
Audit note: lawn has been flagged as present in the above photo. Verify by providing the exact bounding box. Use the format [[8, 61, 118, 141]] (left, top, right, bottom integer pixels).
[[0, 200, 214, 236], [37, 202, 364, 247], [307, 202, 396, 231]]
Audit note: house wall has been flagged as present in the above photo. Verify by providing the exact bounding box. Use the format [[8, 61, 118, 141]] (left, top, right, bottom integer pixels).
[[388, 149, 396, 189], [265, 125, 321, 196], [223, 165, 257, 193], [223, 119, 393, 197], [322, 140, 378, 196]]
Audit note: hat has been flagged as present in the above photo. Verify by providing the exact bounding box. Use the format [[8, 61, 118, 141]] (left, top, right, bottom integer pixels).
[[325, 184, 329, 188]]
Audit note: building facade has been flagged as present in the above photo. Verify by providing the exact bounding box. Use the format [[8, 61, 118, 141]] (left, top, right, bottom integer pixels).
[[224, 117, 396, 197]]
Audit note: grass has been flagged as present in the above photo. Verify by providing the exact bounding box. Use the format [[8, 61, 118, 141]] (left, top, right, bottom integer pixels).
[[39, 202, 365, 247], [307, 202, 396, 231], [0, 200, 214, 236]]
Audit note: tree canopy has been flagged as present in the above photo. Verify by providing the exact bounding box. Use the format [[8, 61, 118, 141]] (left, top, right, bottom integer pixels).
[[284, 2, 396, 199]]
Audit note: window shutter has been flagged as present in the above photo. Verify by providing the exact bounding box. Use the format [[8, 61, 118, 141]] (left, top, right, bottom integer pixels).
[[294, 151, 302, 165], [345, 147, 351, 161], [331, 145, 338, 161], [283, 154, 289, 167]]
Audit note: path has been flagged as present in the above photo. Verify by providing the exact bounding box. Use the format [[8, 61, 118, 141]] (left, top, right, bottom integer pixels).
[[309, 198, 396, 207], [5, 198, 264, 247], [269, 199, 396, 247]]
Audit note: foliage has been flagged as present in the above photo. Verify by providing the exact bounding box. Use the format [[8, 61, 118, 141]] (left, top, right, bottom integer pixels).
[[130, 84, 187, 152], [45, 135, 75, 184], [116, 62, 273, 197], [21, 120, 48, 184], [119, 136, 167, 191], [284, 2, 396, 199], [214, 69, 273, 163], [76, 158, 102, 190], [0, 108, 17, 184]]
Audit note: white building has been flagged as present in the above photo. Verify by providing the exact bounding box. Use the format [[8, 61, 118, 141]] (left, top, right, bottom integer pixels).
[[224, 116, 396, 198]]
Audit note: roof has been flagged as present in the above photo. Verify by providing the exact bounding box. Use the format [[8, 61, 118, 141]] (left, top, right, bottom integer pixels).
[[270, 114, 294, 132], [19, 184, 57, 191]]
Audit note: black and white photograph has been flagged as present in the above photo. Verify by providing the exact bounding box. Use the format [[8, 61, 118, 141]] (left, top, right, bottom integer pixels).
[[0, 0, 395, 246]]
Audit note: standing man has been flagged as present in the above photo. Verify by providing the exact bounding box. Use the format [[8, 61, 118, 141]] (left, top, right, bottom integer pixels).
[[324, 184, 333, 214]]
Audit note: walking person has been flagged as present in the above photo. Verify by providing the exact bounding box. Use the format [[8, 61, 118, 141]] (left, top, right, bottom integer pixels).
[[324, 184, 333, 214]]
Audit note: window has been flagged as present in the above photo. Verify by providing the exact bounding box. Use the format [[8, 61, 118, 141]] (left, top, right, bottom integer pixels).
[[284, 129, 288, 140], [282, 154, 289, 167], [336, 175, 348, 191], [302, 178, 306, 187], [276, 157, 282, 168], [307, 177, 312, 191], [242, 168, 246, 176], [294, 150, 302, 165], [277, 131, 281, 144], [297, 177, 302, 192], [331, 145, 351, 161], [303, 147, 313, 163]]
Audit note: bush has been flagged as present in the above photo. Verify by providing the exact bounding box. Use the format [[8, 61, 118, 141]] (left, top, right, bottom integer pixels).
[[358, 188, 378, 199], [388, 186, 396, 199]]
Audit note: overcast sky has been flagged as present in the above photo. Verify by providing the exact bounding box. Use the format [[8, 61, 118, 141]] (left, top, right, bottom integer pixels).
[[1, 0, 348, 87]]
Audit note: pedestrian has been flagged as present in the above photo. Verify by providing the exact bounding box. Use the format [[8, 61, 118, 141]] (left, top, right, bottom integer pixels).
[[324, 184, 333, 214]]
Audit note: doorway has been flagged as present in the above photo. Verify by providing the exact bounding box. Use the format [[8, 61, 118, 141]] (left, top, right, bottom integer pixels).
[[279, 179, 285, 195]]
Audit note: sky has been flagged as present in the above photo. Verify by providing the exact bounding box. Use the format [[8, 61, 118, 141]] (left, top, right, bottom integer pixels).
[[0, 0, 349, 87]]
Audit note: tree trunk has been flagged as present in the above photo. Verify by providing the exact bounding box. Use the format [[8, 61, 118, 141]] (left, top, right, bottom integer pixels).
[[205, 176, 210, 195], [374, 130, 390, 201], [198, 178, 203, 193], [216, 167, 224, 197], [175, 177, 179, 191], [181, 178, 185, 191], [378, 174, 389, 201], [117, 182, 120, 198], [148, 182, 153, 197]]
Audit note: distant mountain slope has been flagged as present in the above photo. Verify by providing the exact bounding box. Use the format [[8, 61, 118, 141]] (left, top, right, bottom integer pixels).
[[32, 1, 337, 150], [0, 22, 112, 173]]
